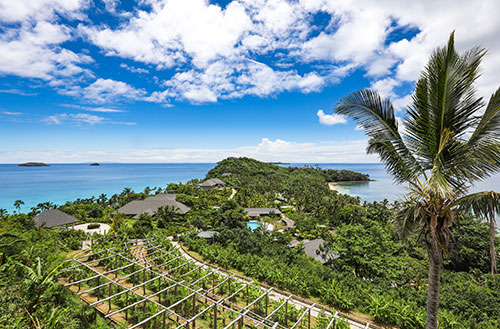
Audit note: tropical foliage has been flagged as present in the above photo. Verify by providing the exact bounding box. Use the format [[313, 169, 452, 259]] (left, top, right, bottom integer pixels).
[[333, 32, 500, 328]]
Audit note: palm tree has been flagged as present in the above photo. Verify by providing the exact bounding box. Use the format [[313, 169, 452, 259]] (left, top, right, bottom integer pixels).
[[458, 191, 499, 274], [334, 33, 500, 329], [14, 199, 24, 212], [15, 256, 62, 313], [0, 208, 7, 218]]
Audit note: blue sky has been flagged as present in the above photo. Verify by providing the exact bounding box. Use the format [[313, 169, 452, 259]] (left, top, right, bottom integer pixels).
[[1, 0, 499, 163]]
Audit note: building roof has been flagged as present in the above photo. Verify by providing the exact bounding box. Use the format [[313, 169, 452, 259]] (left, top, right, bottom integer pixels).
[[244, 207, 282, 217], [34, 209, 79, 228], [114, 194, 190, 218], [197, 231, 219, 239], [198, 178, 226, 187], [290, 238, 336, 264]]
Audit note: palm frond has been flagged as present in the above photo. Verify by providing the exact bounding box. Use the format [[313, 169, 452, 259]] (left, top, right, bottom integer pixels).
[[334, 89, 423, 183], [395, 202, 424, 241], [405, 33, 487, 195], [453, 191, 500, 218]]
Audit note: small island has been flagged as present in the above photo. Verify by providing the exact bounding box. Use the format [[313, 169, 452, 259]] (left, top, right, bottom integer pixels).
[[18, 162, 49, 167], [89, 163, 100, 166]]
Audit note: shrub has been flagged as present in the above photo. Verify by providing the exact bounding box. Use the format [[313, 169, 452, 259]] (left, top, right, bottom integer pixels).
[[87, 223, 101, 230]]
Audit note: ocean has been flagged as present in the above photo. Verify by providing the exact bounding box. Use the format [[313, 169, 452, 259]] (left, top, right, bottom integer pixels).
[[1, 163, 499, 216]]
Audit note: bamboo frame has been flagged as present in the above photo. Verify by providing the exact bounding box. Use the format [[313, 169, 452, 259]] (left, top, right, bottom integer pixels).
[[63, 238, 363, 329]]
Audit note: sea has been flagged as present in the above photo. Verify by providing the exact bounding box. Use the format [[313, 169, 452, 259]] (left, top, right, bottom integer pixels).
[[0, 163, 499, 218]]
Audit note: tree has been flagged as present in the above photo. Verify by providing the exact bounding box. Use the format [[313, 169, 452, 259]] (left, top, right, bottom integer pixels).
[[14, 199, 24, 212], [458, 191, 499, 274], [0, 208, 7, 218], [15, 256, 62, 313], [334, 33, 500, 329], [156, 205, 179, 228]]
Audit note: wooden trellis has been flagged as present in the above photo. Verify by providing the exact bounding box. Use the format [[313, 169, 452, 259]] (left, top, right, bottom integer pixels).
[[61, 238, 365, 329]]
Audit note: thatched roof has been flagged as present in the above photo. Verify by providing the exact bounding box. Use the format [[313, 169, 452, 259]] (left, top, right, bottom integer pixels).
[[198, 178, 226, 187], [244, 208, 281, 217], [114, 194, 190, 218], [34, 209, 79, 228]]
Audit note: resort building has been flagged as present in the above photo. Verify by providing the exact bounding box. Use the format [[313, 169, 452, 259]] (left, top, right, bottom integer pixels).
[[114, 193, 190, 218], [289, 238, 336, 264], [197, 178, 226, 190], [244, 207, 281, 218], [34, 209, 79, 228]]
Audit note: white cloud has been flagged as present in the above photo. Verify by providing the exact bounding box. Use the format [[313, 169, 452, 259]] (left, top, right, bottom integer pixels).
[[42, 113, 135, 126], [82, 79, 147, 104], [0, 138, 379, 163], [120, 63, 149, 74], [0, 0, 86, 23], [61, 103, 125, 112], [317, 109, 347, 126], [0, 21, 92, 80], [0, 89, 37, 96], [1, 0, 500, 107], [2, 111, 23, 115], [370, 77, 400, 99], [0, 0, 91, 82]]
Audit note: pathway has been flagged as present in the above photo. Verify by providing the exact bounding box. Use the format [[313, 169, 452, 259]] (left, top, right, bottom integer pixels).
[[169, 238, 376, 329], [229, 188, 237, 200]]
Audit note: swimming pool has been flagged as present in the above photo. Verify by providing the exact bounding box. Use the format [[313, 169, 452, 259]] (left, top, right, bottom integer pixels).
[[246, 222, 260, 231]]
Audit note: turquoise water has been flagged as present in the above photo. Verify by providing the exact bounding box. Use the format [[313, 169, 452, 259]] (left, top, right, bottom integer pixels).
[[0, 163, 215, 212], [246, 222, 260, 231], [1, 162, 499, 220]]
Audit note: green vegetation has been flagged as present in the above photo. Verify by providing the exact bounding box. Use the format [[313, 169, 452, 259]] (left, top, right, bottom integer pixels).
[[334, 33, 500, 329], [206, 157, 369, 207], [1, 156, 499, 328]]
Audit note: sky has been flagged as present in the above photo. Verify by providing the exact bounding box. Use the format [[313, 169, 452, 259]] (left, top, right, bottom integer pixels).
[[0, 0, 499, 163]]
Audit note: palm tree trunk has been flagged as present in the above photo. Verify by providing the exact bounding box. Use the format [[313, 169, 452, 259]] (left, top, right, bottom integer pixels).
[[426, 232, 442, 329], [490, 204, 497, 275]]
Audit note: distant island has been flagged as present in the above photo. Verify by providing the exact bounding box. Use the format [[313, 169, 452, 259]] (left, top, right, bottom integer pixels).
[[89, 163, 100, 166], [18, 162, 49, 167]]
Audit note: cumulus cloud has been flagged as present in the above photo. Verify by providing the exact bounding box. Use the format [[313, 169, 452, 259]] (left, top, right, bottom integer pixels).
[[82, 79, 147, 104], [0, 138, 379, 163], [0, 0, 91, 82], [1, 0, 500, 106], [317, 109, 347, 126]]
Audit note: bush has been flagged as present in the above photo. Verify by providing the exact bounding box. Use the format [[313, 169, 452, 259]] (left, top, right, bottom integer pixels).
[[87, 223, 101, 230]]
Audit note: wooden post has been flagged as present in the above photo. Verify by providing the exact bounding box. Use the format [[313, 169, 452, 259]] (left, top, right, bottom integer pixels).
[[308, 308, 311, 329], [97, 276, 100, 299], [132, 263, 135, 283], [125, 291, 128, 321], [228, 276, 231, 297], [108, 283, 112, 311], [285, 300, 288, 327], [143, 268, 146, 294], [162, 310, 166, 329], [213, 305, 218, 329], [115, 254, 118, 278], [192, 294, 196, 328], [158, 278, 162, 304], [265, 293, 268, 317], [238, 316, 243, 329], [246, 286, 249, 306]]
